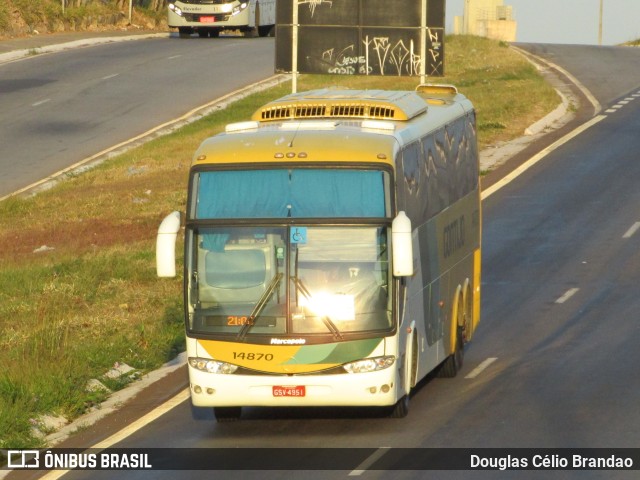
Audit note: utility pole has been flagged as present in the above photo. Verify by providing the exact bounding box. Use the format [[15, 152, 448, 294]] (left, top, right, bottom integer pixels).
[[420, 0, 426, 84], [598, 0, 603, 45], [291, 0, 298, 93], [62, 0, 65, 15]]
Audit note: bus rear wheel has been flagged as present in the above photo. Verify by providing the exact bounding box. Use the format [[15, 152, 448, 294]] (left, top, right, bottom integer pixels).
[[437, 326, 464, 378], [214, 406, 242, 422]]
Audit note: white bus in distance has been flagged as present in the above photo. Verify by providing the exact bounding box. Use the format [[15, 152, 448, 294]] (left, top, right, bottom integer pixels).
[[168, 0, 276, 38]]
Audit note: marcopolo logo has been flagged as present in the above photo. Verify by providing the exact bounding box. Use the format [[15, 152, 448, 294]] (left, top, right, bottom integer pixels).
[[270, 338, 306, 345]]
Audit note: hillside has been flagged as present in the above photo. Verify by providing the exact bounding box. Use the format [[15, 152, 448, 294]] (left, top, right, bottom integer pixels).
[[0, 0, 167, 39]]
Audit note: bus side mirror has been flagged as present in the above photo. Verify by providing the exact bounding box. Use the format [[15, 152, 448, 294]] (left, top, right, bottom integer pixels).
[[392, 211, 413, 277], [156, 211, 181, 278]]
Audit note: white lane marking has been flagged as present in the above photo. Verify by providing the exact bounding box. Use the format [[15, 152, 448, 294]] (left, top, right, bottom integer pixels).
[[465, 357, 498, 379], [101, 73, 119, 80], [168, 54, 182, 60], [605, 109, 617, 113], [612, 104, 624, 109], [40, 388, 190, 480], [618, 100, 629, 105], [481, 115, 607, 200], [624, 97, 635, 101], [555, 288, 580, 304], [349, 447, 391, 476], [622, 221, 640, 239], [94, 387, 190, 448], [32, 98, 51, 107]]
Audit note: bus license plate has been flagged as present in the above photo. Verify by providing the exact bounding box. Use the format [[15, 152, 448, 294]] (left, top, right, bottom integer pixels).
[[200, 16, 215, 23], [273, 385, 305, 397]]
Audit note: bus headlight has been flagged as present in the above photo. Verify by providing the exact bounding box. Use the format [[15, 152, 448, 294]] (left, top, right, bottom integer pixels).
[[232, 2, 248, 15], [168, 3, 183, 16], [189, 357, 238, 374], [343, 356, 395, 374]]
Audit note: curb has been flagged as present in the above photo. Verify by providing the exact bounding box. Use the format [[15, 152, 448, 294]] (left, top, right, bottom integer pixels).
[[45, 353, 187, 446], [524, 88, 569, 136], [478, 44, 589, 172], [0, 32, 167, 65]]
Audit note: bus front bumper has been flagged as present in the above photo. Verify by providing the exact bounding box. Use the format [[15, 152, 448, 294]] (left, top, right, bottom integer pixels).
[[168, 8, 249, 29], [188, 365, 400, 408]]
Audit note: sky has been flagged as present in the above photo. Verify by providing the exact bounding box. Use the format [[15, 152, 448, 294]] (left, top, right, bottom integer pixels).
[[446, 0, 640, 45]]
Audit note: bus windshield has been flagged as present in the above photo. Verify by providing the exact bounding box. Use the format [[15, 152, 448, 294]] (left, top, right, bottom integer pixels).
[[188, 226, 392, 338]]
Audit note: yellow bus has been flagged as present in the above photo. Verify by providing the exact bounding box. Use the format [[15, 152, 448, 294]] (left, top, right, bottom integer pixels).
[[156, 85, 481, 420]]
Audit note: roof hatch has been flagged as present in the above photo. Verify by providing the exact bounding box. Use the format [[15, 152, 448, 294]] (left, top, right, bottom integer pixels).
[[252, 89, 428, 122]]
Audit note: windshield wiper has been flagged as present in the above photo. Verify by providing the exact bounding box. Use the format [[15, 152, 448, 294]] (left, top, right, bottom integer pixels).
[[292, 277, 343, 341], [237, 272, 283, 341]]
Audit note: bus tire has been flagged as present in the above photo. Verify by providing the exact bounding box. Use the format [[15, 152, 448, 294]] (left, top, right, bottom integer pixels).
[[258, 25, 273, 37], [389, 394, 410, 418], [178, 27, 192, 38], [437, 326, 464, 378], [214, 406, 242, 422]]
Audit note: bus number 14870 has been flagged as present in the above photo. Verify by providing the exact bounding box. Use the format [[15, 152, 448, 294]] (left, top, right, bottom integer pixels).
[[232, 352, 274, 361]]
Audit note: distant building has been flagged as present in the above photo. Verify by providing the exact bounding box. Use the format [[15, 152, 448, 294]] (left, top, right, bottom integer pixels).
[[453, 0, 517, 42]]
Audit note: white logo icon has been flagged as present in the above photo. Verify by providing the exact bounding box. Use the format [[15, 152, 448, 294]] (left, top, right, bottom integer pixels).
[[8, 450, 40, 468]]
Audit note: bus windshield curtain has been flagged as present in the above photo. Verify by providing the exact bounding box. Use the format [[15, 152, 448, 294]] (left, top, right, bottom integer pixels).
[[290, 169, 384, 217], [196, 169, 385, 219], [197, 170, 290, 218]]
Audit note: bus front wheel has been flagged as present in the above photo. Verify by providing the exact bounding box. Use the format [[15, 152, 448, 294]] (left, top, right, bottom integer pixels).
[[214, 406, 242, 422], [389, 394, 410, 418], [258, 25, 273, 37]]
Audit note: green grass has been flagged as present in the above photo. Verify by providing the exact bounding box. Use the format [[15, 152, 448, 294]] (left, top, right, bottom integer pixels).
[[0, 35, 558, 449]]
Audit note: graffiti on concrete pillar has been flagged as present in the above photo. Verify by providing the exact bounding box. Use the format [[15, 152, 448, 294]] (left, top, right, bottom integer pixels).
[[276, 0, 445, 77], [299, 0, 333, 17]]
